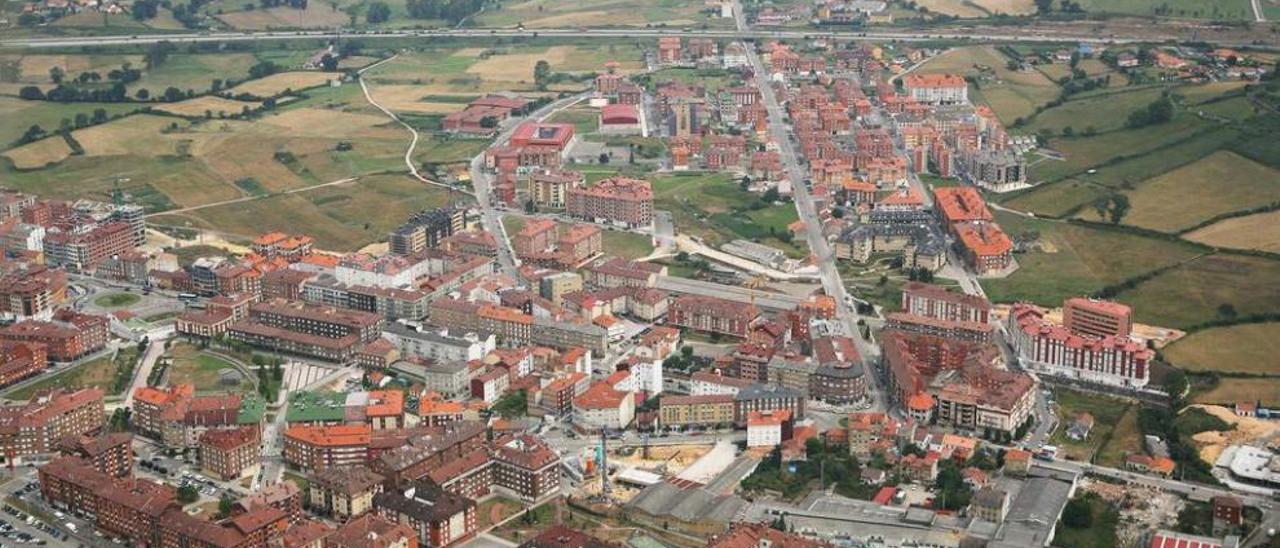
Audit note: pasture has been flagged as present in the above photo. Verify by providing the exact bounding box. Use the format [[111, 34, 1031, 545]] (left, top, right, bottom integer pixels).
[[980, 212, 1202, 307], [917, 0, 1035, 16], [1074, 0, 1254, 19], [1077, 151, 1280, 233], [1164, 322, 1280, 375], [1114, 253, 1280, 329], [214, 2, 350, 29], [152, 174, 454, 251], [1192, 377, 1280, 407], [1183, 209, 1280, 253], [230, 71, 338, 97], [154, 96, 262, 117]]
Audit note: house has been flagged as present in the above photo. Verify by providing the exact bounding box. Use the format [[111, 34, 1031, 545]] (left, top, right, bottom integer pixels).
[[1066, 412, 1094, 441], [1126, 454, 1175, 477]]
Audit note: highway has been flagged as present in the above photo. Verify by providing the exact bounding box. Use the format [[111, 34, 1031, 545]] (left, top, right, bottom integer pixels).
[[743, 39, 887, 412], [2, 23, 1274, 51]]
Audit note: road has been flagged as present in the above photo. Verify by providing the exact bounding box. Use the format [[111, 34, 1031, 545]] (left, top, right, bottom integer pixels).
[[1252, 0, 1268, 23], [359, 55, 461, 192], [742, 41, 886, 412], [256, 364, 354, 490], [123, 340, 166, 408], [3, 25, 1272, 50], [468, 92, 590, 279]]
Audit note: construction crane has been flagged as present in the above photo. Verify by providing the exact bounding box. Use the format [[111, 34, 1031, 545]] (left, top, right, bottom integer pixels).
[[744, 274, 767, 310]]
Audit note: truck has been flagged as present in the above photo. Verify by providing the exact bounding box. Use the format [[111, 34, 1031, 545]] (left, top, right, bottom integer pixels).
[[65, 522, 77, 533]]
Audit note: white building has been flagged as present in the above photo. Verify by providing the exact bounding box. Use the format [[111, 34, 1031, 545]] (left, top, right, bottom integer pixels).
[[902, 73, 969, 105], [383, 320, 495, 363], [746, 410, 788, 448], [334, 252, 434, 288], [628, 357, 664, 395], [572, 380, 635, 431]]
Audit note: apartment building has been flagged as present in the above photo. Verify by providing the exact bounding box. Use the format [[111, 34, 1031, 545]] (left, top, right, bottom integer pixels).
[[199, 426, 261, 481], [0, 310, 108, 362], [310, 465, 385, 521], [658, 394, 735, 429], [902, 73, 968, 105], [0, 341, 48, 389], [374, 481, 477, 548], [565, 177, 655, 227], [1007, 302, 1152, 389], [0, 264, 67, 320], [227, 299, 383, 362], [0, 388, 104, 465], [668, 296, 760, 338], [57, 432, 133, 478], [389, 207, 464, 256], [1063, 297, 1132, 338]]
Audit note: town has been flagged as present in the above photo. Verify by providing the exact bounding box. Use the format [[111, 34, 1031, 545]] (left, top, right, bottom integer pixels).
[[0, 1, 1279, 547]]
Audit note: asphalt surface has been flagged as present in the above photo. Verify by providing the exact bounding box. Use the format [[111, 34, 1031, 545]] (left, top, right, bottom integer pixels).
[[1, 25, 1265, 51], [743, 39, 887, 413]]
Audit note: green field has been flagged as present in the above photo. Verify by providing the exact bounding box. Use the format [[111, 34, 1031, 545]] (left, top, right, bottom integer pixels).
[[0, 97, 138, 151], [1192, 377, 1280, 407], [1004, 125, 1238, 216], [601, 230, 655, 260], [1074, 0, 1254, 19], [1028, 87, 1167, 135], [152, 174, 454, 251], [651, 171, 804, 255], [3, 347, 139, 401], [1113, 253, 1280, 330], [1164, 322, 1280, 375], [93, 292, 141, 308], [1076, 151, 1280, 233], [473, 0, 723, 29], [1048, 389, 1138, 466], [980, 212, 1202, 306]]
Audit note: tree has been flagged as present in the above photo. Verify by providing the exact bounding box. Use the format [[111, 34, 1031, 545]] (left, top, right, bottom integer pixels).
[[136, 88, 151, 101], [1217, 302, 1238, 319], [145, 41, 176, 69], [177, 484, 199, 504], [319, 53, 339, 72], [162, 87, 185, 102], [533, 60, 552, 91], [1062, 496, 1094, 528], [18, 86, 44, 100], [1107, 194, 1130, 224], [761, 187, 781, 203], [366, 1, 390, 23], [93, 108, 108, 124], [49, 66, 64, 84], [1034, 0, 1053, 13], [19, 124, 45, 144], [598, 152, 610, 164], [217, 494, 235, 518]]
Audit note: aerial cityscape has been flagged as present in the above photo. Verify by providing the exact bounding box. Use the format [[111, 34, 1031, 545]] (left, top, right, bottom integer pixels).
[[0, 0, 1278, 546]]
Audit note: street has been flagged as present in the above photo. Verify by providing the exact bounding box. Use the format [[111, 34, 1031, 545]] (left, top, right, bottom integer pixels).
[[742, 39, 887, 412]]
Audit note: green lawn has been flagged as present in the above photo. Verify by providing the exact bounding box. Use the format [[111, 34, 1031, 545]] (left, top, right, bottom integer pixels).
[[93, 292, 141, 308], [165, 342, 244, 392], [981, 212, 1203, 306], [601, 230, 655, 260]]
